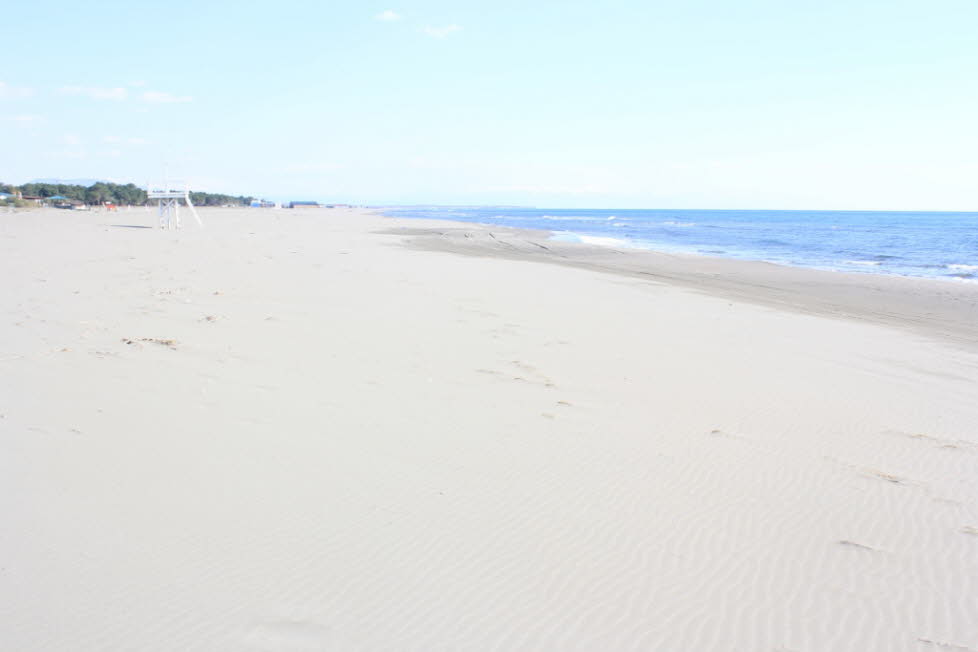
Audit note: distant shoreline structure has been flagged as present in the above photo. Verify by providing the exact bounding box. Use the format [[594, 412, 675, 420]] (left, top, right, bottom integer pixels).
[[0, 179, 360, 211], [1, 180, 255, 209]]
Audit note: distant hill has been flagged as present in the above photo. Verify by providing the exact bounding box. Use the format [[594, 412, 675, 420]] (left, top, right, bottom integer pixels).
[[28, 178, 112, 186]]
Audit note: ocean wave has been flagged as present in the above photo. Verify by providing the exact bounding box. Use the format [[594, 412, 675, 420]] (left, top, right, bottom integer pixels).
[[539, 215, 603, 222], [947, 273, 978, 283], [550, 232, 631, 248], [386, 207, 978, 283], [579, 235, 631, 247]]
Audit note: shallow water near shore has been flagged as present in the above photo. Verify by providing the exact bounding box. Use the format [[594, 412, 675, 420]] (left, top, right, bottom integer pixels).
[[383, 207, 978, 281]]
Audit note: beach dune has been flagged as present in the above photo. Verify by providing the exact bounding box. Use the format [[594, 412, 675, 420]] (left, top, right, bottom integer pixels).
[[2, 208, 977, 651]]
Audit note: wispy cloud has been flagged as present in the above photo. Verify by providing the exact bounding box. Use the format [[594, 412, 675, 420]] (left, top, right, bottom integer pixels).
[[0, 81, 34, 99], [60, 85, 128, 100], [127, 137, 151, 145], [422, 24, 462, 38], [141, 90, 193, 104], [1, 114, 43, 126], [129, 80, 147, 88], [376, 9, 401, 21], [63, 134, 83, 145], [59, 85, 192, 104]]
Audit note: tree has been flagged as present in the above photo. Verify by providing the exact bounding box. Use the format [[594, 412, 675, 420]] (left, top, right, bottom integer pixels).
[[86, 183, 112, 205]]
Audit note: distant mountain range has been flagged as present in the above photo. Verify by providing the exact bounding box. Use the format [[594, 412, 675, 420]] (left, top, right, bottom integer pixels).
[[28, 178, 116, 186]]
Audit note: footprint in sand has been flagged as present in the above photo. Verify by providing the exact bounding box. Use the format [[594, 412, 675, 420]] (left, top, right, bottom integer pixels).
[[862, 468, 906, 485], [707, 428, 748, 442], [882, 429, 976, 453], [838, 539, 878, 552], [510, 360, 555, 387]]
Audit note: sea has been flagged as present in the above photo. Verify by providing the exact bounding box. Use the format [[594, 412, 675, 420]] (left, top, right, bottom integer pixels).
[[382, 207, 978, 282]]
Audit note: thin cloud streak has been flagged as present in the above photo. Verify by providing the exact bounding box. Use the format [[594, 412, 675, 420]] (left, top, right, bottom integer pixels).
[[2, 114, 44, 126], [0, 81, 34, 99], [423, 24, 462, 38], [141, 91, 193, 104], [60, 86, 127, 100]]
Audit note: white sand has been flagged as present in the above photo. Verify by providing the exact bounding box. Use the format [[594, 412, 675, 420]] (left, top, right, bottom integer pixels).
[[2, 207, 977, 651]]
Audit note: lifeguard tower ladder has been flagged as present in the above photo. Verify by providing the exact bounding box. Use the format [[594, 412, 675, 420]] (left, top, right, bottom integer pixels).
[[148, 181, 203, 230]]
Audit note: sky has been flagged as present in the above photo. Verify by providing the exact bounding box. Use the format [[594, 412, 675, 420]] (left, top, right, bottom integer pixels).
[[2, 0, 977, 209]]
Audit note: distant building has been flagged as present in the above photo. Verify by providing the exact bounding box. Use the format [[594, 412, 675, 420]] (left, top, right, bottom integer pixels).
[[47, 195, 82, 209], [288, 201, 319, 209]]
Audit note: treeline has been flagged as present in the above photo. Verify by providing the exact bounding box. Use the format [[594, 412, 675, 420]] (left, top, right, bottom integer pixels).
[[188, 191, 255, 207], [0, 181, 254, 207]]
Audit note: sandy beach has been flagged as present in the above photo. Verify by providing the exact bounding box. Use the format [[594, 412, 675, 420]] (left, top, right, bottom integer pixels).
[[3, 207, 977, 651]]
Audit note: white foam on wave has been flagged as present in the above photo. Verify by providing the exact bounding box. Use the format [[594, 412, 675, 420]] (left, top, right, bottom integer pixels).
[[549, 232, 632, 248], [549, 231, 583, 243], [662, 221, 695, 227], [845, 260, 882, 266], [580, 235, 631, 247], [947, 263, 978, 271], [540, 214, 602, 222]]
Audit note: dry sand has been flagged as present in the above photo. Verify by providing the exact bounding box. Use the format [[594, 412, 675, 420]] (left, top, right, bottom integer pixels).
[[2, 207, 977, 651]]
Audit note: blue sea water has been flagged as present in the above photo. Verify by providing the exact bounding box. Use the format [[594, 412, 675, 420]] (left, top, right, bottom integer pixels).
[[383, 207, 978, 282]]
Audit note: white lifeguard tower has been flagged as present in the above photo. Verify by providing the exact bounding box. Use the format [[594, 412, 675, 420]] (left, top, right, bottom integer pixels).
[[147, 180, 203, 230]]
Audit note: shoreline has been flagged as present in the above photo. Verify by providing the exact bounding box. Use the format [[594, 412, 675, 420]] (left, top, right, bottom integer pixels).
[[377, 216, 978, 351], [378, 208, 978, 285], [548, 234, 978, 285]]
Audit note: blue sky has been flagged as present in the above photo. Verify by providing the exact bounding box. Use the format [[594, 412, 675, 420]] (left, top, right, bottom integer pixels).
[[2, 0, 977, 209]]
